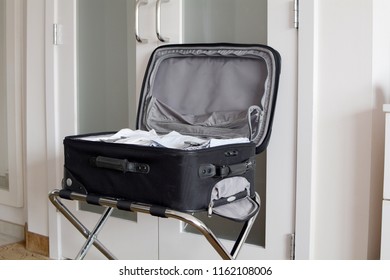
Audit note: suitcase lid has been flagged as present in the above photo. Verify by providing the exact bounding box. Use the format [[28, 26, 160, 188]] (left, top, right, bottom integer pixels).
[[136, 43, 281, 154]]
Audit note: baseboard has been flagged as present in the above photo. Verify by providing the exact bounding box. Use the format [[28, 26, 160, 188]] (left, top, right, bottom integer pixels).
[[25, 228, 49, 257], [0, 173, 9, 190], [0, 220, 24, 240]]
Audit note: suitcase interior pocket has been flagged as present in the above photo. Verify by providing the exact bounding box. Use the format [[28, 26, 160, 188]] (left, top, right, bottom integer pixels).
[[208, 176, 259, 222], [146, 97, 262, 140]]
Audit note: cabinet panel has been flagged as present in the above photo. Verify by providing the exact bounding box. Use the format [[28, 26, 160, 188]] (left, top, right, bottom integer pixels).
[[381, 200, 390, 259], [183, 0, 267, 44], [77, 0, 136, 133], [384, 111, 390, 199]]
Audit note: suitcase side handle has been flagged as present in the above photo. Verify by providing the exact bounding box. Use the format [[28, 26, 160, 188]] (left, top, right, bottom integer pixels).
[[199, 158, 255, 179], [90, 156, 150, 174]]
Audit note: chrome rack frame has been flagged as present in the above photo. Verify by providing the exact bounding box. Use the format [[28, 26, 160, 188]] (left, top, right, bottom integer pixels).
[[49, 189, 260, 260]]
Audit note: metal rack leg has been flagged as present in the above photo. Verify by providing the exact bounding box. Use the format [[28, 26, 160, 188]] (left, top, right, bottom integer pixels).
[[164, 193, 259, 260], [75, 207, 114, 260], [230, 192, 260, 259], [49, 191, 117, 260], [164, 209, 232, 259]]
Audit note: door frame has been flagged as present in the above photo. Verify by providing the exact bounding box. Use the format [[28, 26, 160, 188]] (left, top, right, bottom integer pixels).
[[45, 0, 317, 259], [294, 0, 317, 259]]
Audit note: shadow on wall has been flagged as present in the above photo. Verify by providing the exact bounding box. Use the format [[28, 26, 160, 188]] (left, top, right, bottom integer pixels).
[[367, 86, 389, 259]]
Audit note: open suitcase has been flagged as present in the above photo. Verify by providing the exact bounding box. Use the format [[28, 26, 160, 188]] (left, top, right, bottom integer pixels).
[[49, 43, 281, 260]]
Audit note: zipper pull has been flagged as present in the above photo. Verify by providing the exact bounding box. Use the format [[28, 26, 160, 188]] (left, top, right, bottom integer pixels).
[[208, 201, 214, 217]]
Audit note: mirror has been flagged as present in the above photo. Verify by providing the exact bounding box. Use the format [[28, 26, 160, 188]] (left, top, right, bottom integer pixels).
[[0, 0, 24, 207], [0, 0, 8, 191], [77, 0, 136, 134]]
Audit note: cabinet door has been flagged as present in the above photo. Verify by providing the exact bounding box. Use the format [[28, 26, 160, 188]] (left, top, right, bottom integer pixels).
[[158, 0, 297, 259], [48, 0, 159, 259]]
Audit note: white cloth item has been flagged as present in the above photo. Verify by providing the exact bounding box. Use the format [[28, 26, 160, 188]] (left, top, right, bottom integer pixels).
[[209, 137, 250, 147], [78, 129, 159, 144], [210, 177, 259, 222], [212, 197, 258, 222], [81, 128, 250, 150], [150, 131, 208, 149], [211, 177, 250, 200], [108, 129, 160, 145]]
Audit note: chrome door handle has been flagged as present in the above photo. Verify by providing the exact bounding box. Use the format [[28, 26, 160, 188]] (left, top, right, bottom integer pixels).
[[156, 0, 170, 42], [135, 0, 148, 43]]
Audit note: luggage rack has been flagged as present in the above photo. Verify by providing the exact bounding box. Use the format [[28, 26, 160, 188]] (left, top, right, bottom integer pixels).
[[49, 189, 260, 260]]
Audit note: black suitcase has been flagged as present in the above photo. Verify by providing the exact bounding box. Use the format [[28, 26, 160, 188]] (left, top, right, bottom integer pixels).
[[62, 43, 281, 222]]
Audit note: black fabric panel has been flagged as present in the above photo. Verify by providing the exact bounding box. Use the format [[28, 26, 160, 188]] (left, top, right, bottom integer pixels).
[[63, 135, 256, 211]]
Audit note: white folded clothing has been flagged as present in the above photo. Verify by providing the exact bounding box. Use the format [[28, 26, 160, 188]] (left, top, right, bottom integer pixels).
[[80, 128, 250, 150], [150, 131, 207, 149], [209, 137, 251, 148]]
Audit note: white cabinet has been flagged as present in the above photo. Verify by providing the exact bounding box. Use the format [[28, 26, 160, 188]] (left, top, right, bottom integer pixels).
[[48, 0, 298, 260], [381, 105, 390, 259]]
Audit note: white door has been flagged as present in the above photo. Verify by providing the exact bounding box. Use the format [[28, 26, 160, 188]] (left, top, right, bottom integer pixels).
[[47, 0, 297, 260], [158, 0, 297, 260], [47, 0, 161, 260]]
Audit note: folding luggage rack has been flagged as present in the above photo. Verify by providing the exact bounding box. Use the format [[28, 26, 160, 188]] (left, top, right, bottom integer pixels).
[[49, 189, 260, 260]]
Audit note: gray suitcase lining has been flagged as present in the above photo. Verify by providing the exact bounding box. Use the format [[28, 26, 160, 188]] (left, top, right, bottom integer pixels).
[[138, 46, 278, 148]]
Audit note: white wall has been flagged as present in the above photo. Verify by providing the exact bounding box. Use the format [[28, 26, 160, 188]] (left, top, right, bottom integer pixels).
[[25, 0, 48, 235], [311, 0, 385, 259], [371, 0, 390, 259]]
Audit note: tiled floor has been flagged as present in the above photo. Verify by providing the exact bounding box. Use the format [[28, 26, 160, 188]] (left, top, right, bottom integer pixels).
[[0, 222, 47, 260], [0, 241, 49, 260], [0, 233, 49, 260]]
